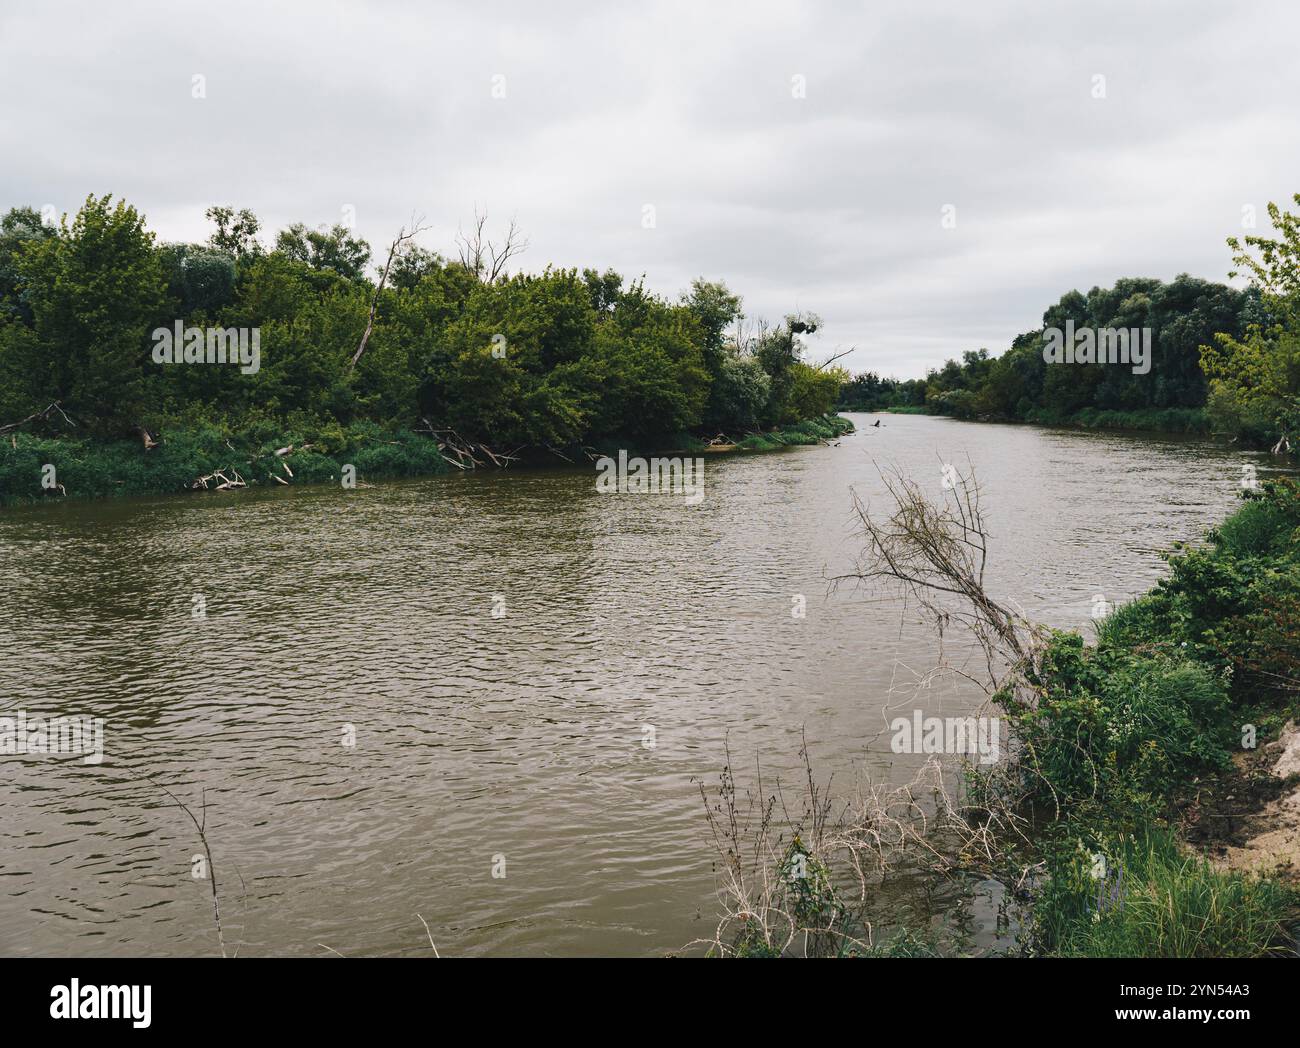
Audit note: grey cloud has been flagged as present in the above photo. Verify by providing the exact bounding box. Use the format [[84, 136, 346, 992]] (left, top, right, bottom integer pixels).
[[2, 0, 1297, 380]]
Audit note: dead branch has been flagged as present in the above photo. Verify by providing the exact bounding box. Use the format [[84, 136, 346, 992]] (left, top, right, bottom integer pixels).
[[687, 735, 1028, 958], [415, 419, 515, 469], [350, 214, 430, 370], [832, 462, 1043, 683], [487, 216, 528, 282], [455, 208, 528, 283], [0, 401, 76, 435], [191, 469, 247, 491], [148, 777, 227, 958], [814, 346, 855, 371]]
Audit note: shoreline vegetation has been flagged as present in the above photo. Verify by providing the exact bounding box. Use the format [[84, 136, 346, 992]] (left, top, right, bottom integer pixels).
[[695, 475, 1300, 958], [878, 403, 1212, 435], [704, 186, 1300, 954], [839, 193, 1300, 453], [0, 414, 854, 508], [0, 195, 851, 506]]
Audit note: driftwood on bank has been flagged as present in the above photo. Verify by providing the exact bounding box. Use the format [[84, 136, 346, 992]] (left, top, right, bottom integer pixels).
[[274, 443, 314, 457], [416, 419, 519, 471], [191, 468, 246, 491]]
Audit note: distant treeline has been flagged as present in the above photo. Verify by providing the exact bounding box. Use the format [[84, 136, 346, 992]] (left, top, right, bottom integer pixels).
[[841, 275, 1261, 434], [841, 198, 1300, 448], [0, 196, 844, 451]]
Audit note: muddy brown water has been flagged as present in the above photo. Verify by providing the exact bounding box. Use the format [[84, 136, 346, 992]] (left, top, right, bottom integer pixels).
[[0, 413, 1274, 955]]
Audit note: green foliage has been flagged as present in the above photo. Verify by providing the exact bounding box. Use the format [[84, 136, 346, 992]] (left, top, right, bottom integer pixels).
[[840, 273, 1254, 434], [12, 194, 165, 436], [708, 354, 770, 431], [1006, 634, 1234, 820], [1091, 482, 1300, 701], [0, 424, 449, 505], [0, 195, 849, 501], [1215, 494, 1297, 556], [159, 243, 237, 316], [1030, 826, 1294, 958], [0, 205, 57, 325], [204, 205, 262, 261], [1008, 478, 1300, 957], [274, 222, 371, 281], [733, 415, 852, 450]]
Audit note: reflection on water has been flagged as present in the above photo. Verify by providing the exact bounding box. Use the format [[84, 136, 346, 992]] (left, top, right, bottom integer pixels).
[[0, 414, 1273, 955]]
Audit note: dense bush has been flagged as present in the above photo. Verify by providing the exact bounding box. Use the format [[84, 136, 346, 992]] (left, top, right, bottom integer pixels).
[[0, 197, 852, 509], [1006, 636, 1234, 820], [1011, 478, 1300, 955], [0, 195, 849, 503]]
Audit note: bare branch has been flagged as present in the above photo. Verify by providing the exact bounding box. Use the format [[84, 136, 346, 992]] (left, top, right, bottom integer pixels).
[[455, 208, 527, 283], [147, 777, 227, 958], [814, 346, 855, 371], [350, 213, 430, 370], [0, 401, 76, 435]]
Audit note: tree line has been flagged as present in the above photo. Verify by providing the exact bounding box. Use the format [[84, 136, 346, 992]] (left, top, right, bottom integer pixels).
[[840, 196, 1300, 448], [0, 195, 845, 449]]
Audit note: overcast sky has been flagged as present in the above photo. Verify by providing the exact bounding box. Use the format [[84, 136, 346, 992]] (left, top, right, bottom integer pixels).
[[2, 0, 1297, 378]]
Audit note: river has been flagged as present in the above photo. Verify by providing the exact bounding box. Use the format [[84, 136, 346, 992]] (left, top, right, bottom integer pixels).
[[0, 413, 1273, 956]]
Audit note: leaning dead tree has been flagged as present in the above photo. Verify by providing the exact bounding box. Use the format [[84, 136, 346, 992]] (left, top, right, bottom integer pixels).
[[833, 461, 1045, 690], [689, 466, 1054, 957], [455, 208, 528, 283], [0, 401, 76, 436], [350, 214, 431, 370]]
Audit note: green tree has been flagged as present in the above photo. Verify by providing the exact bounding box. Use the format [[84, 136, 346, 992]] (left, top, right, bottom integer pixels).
[[275, 222, 371, 281], [205, 206, 262, 261], [1202, 193, 1300, 447], [13, 195, 165, 434], [0, 206, 58, 325]]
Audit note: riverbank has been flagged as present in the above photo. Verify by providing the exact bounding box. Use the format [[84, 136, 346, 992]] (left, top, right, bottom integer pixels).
[[700, 471, 1300, 957], [0, 414, 854, 507], [964, 478, 1300, 954], [866, 404, 1212, 435]]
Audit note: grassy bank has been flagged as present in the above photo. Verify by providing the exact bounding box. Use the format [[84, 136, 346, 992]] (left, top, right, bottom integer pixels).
[[1027, 405, 1210, 433], [0, 420, 451, 506], [0, 413, 855, 507], [729, 414, 854, 450], [1027, 825, 1293, 957], [863, 404, 1212, 434], [984, 479, 1300, 954], [847, 403, 1211, 434]]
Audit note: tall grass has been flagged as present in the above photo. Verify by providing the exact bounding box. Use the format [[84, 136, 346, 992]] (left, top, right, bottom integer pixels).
[[0, 424, 449, 506], [1034, 827, 1295, 958]]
